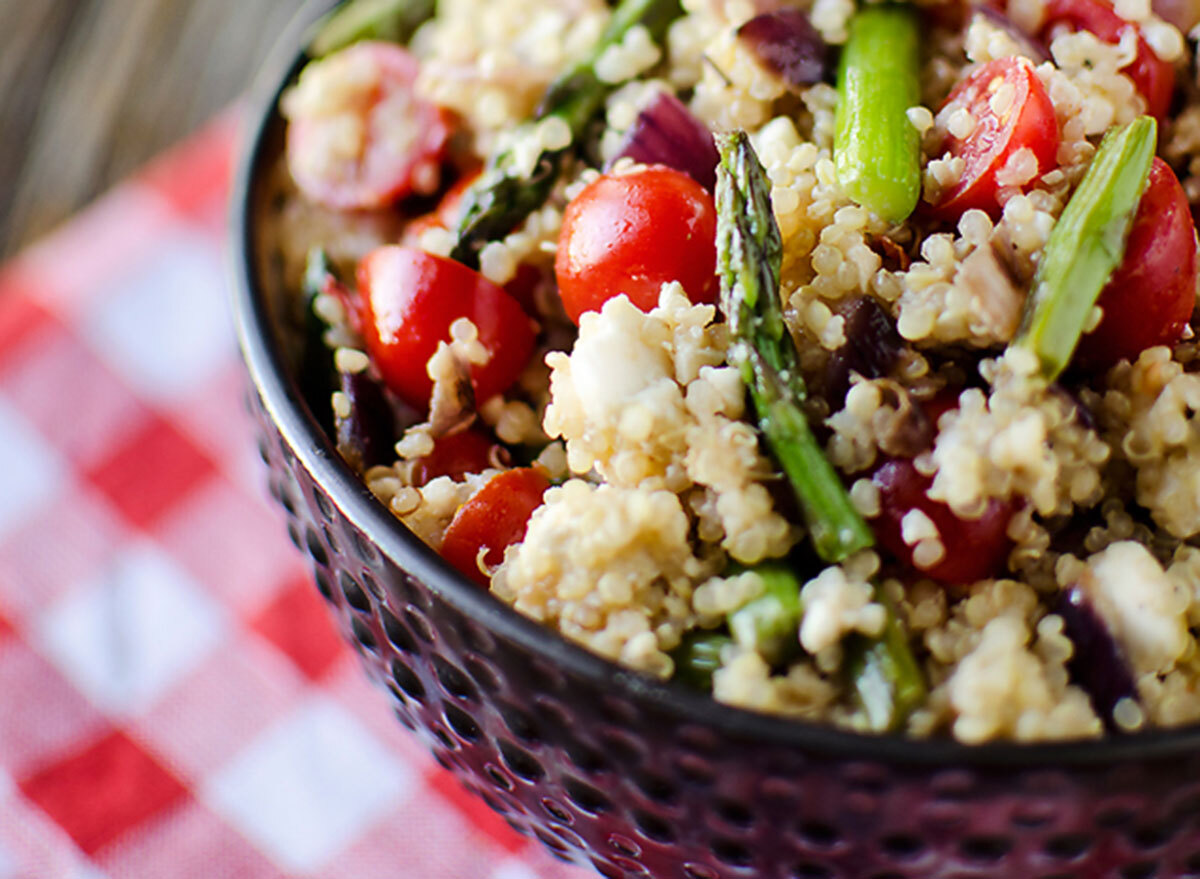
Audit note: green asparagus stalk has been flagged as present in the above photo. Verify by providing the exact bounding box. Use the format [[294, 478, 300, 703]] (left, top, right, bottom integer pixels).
[[309, 0, 437, 57], [300, 248, 338, 435], [303, 246, 333, 304], [1012, 117, 1157, 380], [716, 130, 875, 563], [671, 631, 734, 690], [448, 157, 563, 270], [449, 0, 684, 267], [728, 563, 804, 663], [844, 586, 926, 733], [833, 5, 922, 223]]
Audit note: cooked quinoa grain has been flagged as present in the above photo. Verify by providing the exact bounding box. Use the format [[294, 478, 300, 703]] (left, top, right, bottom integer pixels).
[[273, 0, 1200, 742]]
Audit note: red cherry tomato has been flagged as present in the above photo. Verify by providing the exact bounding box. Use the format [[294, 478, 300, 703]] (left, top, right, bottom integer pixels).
[[1040, 0, 1175, 120], [922, 392, 962, 432], [555, 166, 718, 324], [401, 167, 483, 247], [411, 430, 500, 486], [401, 170, 545, 316], [285, 42, 454, 210], [871, 458, 1015, 586], [928, 57, 1059, 220], [358, 246, 536, 410], [440, 468, 551, 586], [1074, 158, 1198, 370], [500, 263, 546, 317]]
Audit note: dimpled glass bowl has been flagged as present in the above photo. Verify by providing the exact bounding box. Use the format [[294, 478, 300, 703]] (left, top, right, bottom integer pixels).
[[231, 4, 1200, 876]]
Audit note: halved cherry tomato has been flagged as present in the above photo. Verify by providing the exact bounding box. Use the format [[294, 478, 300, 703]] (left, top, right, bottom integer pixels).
[[871, 458, 1015, 586], [411, 430, 500, 486], [1040, 0, 1175, 120], [440, 468, 551, 586], [358, 246, 536, 410], [927, 56, 1059, 220], [501, 264, 546, 317], [401, 170, 545, 316], [284, 42, 454, 210], [401, 167, 483, 247], [1074, 158, 1198, 370], [922, 392, 962, 433], [555, 166, 718, 324]]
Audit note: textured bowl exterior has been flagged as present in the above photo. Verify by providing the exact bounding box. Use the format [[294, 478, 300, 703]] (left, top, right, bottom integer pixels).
[[232, 4, 1200, 877], [245, 388, 1200, 879]]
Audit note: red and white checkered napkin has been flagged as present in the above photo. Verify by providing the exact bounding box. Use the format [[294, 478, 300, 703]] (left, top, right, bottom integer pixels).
[[0, 112, 591, 879]]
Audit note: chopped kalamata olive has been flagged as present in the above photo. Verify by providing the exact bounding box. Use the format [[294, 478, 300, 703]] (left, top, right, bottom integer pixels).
[[824, 297, 906, 407], [609, 92, 720, 192], [736, 10, 830, 89], [973, 6, 1050, 62], [336, 370, 398, 473], [1054, 585, 1138, 727]]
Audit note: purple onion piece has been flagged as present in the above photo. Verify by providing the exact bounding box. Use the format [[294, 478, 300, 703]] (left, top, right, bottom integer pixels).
[[1152, 0, 1200, 34], [824, 297, 905, 408], [609, 92, 720, 192], [735, 10, 830, 90], [337, 370, 398, 473], [973, 5, 1050, 62], [1054, 585, 1138, 729]]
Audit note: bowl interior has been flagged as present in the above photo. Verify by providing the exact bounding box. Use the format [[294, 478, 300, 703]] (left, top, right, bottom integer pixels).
[[228, 0, 1200, 770]]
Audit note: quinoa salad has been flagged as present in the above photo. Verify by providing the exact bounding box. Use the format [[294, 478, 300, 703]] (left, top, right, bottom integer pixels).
[[262, 0, 1200, 742]]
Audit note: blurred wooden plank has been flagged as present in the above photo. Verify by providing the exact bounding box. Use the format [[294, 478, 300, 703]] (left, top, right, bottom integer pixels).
[[0, 0, 84, 251], [0, 0, 298, 259]]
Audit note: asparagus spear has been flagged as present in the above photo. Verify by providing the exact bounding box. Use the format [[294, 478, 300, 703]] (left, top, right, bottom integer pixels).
[[1012, 117, 1157, 380], [844, 587, 926, 733], [716, 130, 875, 563], [309, 0, 436, 57], [716, 133, 926, 724], [728, 563, 804, 663], [299, 248, 338, 436], [833, 5, 922, 223], [449, 0, 684, 267], [719, 559, 925, 730], [672, 631, 734, 690]]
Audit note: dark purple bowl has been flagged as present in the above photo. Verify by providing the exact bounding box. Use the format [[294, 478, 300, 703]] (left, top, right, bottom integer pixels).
[[230, 4, 1200, 877]]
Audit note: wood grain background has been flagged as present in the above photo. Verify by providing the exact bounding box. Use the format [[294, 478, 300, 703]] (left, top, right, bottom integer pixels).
[[0, 0, 300, 259]]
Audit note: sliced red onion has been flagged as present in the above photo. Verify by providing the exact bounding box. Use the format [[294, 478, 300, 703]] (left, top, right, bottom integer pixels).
[[337, 370, 399, 472], [973, 5, 1050, 62], [735, 10, 830, 89], [1054, 585, 1138, 729], [1151, 0, 1200, 34], [710, 0, 789, 15], [609, 92, 720, 192]]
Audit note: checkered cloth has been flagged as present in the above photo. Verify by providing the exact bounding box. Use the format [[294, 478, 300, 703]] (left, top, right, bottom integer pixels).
[[0, 111, 591, 879]]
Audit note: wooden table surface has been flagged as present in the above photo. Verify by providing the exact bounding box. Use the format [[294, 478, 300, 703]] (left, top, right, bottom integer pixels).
[[0, 0, 300, 260]]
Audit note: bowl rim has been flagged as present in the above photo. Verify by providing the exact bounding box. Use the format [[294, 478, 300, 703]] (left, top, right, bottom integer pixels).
[[229, 0, 1200, 768]]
